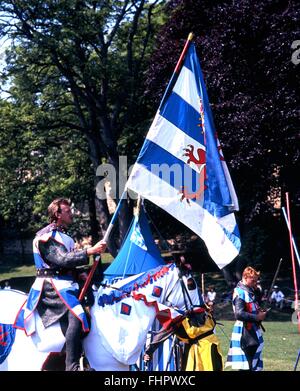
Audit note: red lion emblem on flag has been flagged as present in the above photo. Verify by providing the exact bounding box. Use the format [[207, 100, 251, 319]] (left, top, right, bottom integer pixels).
[[180, 144, 207, 204]]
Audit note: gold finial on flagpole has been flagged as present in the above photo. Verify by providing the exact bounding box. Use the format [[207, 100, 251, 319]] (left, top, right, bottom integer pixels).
[[188, 32, 194, 41]]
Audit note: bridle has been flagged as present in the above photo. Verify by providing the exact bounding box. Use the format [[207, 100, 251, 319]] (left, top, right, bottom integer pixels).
[[165, 266, 196, 311]]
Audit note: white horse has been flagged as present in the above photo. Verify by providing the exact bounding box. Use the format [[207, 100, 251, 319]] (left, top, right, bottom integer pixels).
[[0, 263, 201, 371]]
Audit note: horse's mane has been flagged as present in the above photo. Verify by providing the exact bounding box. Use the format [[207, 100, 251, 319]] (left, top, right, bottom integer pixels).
[[98, 263, 176, 307]]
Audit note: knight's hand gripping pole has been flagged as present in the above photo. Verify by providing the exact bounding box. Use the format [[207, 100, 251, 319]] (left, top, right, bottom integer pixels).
[[79, 194, 126, 302]]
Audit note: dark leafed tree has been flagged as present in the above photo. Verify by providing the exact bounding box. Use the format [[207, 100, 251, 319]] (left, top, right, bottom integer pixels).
[[144, 0, 299, 278], [0, 0, 164, 255]]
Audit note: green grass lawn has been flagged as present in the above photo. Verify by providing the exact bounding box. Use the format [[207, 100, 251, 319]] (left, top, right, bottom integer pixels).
[[215, 320, 300, 371]]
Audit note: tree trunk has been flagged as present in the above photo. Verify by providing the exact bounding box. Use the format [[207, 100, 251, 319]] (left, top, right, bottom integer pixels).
[[221, 260, 238, 288], [234, 257, 248, 281], [116, 197, 134, 249], [85, 131, 117, 254], [88, 191, 100, 245]]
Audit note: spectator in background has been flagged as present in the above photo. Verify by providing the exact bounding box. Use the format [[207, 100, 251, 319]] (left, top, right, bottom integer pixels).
[[270, 286, 285, 309], [4, 281, 11, 290], [221, 282, 235, 303], [206, 286, 217, 308], [262, 289, 268, 302]]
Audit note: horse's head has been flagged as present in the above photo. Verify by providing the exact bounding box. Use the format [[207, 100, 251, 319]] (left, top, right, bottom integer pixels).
[[163, 262, 201, 312]]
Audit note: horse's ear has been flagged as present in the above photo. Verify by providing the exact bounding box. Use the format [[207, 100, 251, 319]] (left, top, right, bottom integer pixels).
[[172, 251, 185, 265], [172, 251, 192, 269]]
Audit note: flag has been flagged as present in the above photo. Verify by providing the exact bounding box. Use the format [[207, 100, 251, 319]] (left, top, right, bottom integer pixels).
[[126, 40, 241, 268], [104, 207, 165, 281]]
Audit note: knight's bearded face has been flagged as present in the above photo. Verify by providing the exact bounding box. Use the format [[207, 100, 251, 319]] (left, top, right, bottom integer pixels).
[[57, 204, 73, 227]]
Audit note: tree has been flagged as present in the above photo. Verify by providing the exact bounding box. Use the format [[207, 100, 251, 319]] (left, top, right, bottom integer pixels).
[[144, 0, 299, 275], [0, 0, 165, 254], [0, 98, 95, 251]]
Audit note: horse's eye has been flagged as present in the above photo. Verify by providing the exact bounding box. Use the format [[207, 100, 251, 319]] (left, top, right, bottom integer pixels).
[[187, 277, 196, 290]]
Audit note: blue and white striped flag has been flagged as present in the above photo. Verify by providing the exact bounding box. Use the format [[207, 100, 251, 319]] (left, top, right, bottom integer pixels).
[[126, 40, 241, 268]]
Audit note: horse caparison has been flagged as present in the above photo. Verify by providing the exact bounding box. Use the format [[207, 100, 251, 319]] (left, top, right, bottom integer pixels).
[[0, 263, 202, 371]]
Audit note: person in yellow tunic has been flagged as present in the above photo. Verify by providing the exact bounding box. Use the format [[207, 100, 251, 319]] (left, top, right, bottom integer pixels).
[[144, 308, 223, 371]]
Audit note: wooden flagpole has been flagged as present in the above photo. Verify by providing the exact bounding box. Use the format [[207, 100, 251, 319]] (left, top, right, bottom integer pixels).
[[159, 32, 194, 110], [285, 192, 300, 332]]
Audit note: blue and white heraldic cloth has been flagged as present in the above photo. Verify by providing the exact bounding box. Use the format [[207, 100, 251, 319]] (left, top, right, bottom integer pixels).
[[14, 224, 90, 335], [225, 282, 264, 371]]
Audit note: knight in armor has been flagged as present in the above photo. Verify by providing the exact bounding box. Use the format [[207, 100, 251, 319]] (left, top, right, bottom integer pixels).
[[14, 198, 106, 371]]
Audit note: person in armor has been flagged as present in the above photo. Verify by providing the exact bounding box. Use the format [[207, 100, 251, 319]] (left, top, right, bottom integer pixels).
[[15, 198, 106, 371]]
